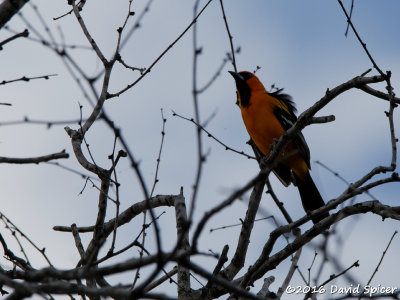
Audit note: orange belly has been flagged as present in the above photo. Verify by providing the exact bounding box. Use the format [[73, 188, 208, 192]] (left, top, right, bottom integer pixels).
[[241, 97, 309, 178]]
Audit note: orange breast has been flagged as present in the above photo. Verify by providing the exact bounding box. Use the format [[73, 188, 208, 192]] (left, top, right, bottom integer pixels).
[[241, 92, 284, 155], [241, 91, 309, 178]]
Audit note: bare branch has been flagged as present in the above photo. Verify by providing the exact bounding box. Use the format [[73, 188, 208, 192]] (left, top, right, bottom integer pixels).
[[144, 266, 178, 293], [0, 0, 29, 29], [0, 272, 175, 299], [0, 213, 53, 267], [173, 110, 255, 159], [108, 0, 214, 99], [0, 74, 57, 86], [150, 109, 167, 197], [357, 84, 400, 104], [191, 169, 268, 252], [265, 177, 293, 224], [0, 232, 32, 271], [277, 230, 302, 298], [243, 201, 400, 288], [219, 0, 237, 72], [344, 0, 355, 37], [83, 176, 111, 264], [223, 175, 266, 280], [198, 54, 229, 94], [64, 127, 101, 174], [337, 0, 385, 76], [53, 194, 177, 235], [174, 189, 191, 297], [71, 224, 85, 260], [365, 231, 397, 287], [70, 0, 107, 65], [207, 200, 400, 298], [0, 117, 87, 128], [308, 115, 335, 125], [0, 150, 68, 164], [0, 29, 29, 50], [257, 276, 275, 298], [314, 260, 359, 296]]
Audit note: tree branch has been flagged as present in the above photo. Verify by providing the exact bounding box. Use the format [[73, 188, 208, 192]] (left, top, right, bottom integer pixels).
[[0, 0, 29, 29], [0, 150, 68, 164], [223, 175, 266, 280], [53, 194, 178, 236], [174, 189, 190, 297]]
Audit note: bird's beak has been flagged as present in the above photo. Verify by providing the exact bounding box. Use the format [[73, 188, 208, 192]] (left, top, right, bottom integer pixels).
[[228, 71, 244, 84]]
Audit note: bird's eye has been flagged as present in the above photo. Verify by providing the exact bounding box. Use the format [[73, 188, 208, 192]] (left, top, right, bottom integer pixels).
[[240, 72, 253, 81]]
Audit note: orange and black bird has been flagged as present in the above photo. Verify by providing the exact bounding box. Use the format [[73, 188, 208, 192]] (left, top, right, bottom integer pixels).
[[229, 71, 328, 223]]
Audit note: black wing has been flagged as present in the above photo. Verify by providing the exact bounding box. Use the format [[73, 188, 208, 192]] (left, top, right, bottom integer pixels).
[[269, 89, 297, 114], [270, 90, 311, 169]]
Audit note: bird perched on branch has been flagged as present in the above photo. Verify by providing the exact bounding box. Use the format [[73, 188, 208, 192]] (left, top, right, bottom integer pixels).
[[229, 71, 328, 223]]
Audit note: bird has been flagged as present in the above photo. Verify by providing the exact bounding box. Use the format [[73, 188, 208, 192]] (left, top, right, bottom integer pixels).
[[229, 70, 328, 223]]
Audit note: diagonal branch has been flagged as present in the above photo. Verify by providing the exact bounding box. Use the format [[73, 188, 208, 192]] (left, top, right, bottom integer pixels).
[[358, 84, 400, 104], [108, 0, 214, 99], [219, 0, 237, 73], [337, 0, 385, 76], [206, 201, 400, 298], [192, 73, 386, 252], [243, 201, 400, 288], [70, 0, 107, 65], [0, 29, 29, 50], [0, 0, 29, 29], [222, 175, 266, 281]]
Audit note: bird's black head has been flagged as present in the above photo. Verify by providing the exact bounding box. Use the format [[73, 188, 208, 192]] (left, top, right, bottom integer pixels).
[[229, 71, 253, 107]]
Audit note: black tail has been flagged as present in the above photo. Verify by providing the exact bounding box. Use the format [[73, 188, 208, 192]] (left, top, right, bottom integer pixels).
[[293, 172, 329, 223]]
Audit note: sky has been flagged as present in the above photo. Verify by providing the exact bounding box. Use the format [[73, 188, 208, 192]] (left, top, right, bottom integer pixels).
[[0, 0, 399, 298]]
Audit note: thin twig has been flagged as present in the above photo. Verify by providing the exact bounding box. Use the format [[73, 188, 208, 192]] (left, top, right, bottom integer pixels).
[[198, 54, 229, 94], [365, 231, 397, 287], [70, 0, 107, 65], [172, 110, 255, 159], [0, 74, 57, 85], [357, 84, 400, 104], [265, 178, 293, 224], [314, 260, 359, 298], [219, 0, 237, 72], [337, 0, 384, 76], [143, 266, 178, 293], [307, 251, 318, 285], [344, 0, 355, 37], [0, 117, 88, 128], [108, 0, 214, 98], [277, 230, 302, 298], [0, 150, 68, 164], [96, 211, 167, 266], [315, 160, 377, 201], [0, 212, 53, 267], [187, 0, 205, 228], [150, 109, 167, 198], [108, 135, 123, 255], [0, 29, 28, 50], [30, 2, 57, 46], [120, 0, 154, 49], [0, 230, 32, 271], [209, 216, 273, 232]]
